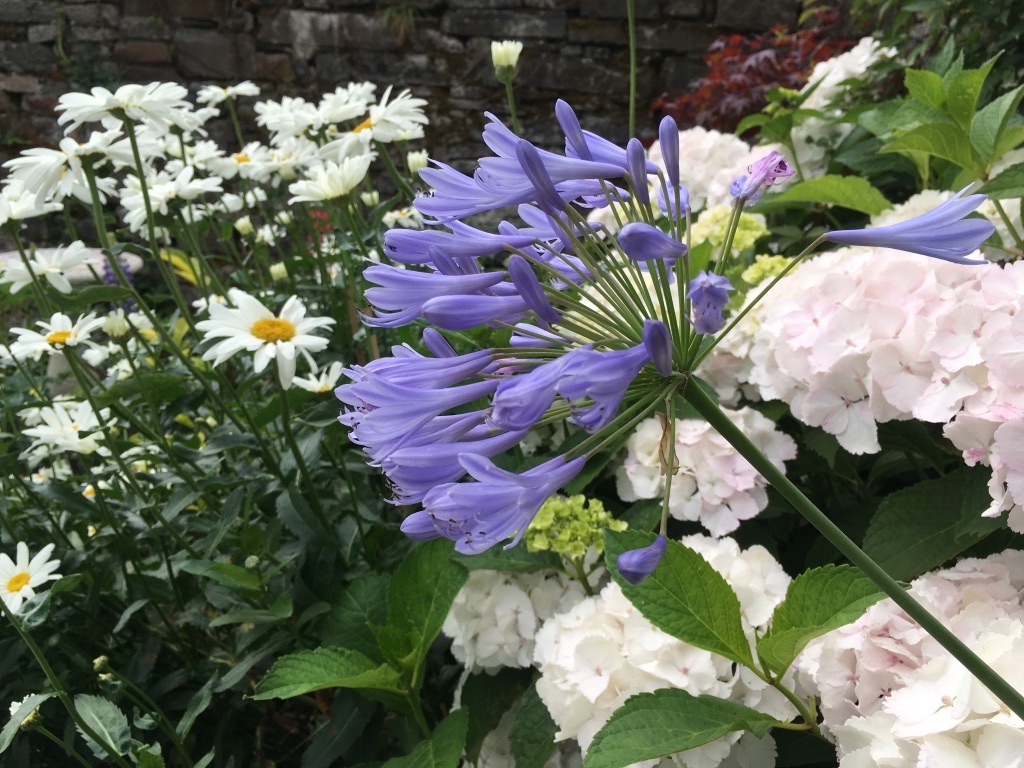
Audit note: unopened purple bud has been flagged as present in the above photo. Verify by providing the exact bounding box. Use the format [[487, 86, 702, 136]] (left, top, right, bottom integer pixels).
[[730, 175, 759, 204], [422, 328, 457, 358], [626, 138, 650, 206], [401, 511, 442, 541], [618, 222, 687, 265], [556, 99, 591, 161], [642, 320, 673, 377], [658, 116, 680, 189], [688, 271, 733, 335], [617, 535, 667, 584], [507, 254, 561, 325], [693, 302, 725, 334], [737, 150, 793, 199], [516, 140, 566, 215]]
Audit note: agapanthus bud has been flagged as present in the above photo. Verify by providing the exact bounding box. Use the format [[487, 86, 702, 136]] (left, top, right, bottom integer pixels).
[[617, 534, 667, 584], [658, 116, 680, 189], [826, 185, 993, 264], [642, 319, 673, 377], [626, 138, 650, 205], [618, 222, 687, 266]]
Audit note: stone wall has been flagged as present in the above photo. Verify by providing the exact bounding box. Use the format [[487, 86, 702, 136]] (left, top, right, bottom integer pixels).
[[0, 0, 800, 165]]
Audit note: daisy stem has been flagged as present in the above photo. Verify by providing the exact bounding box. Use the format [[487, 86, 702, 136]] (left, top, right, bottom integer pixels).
[[30, 725, 93, 768], [0, 604, 134, 768], [504, 79, 521, 135], [8, 230, 54, 315], [107, 667, 195, 767], [274, 375, 332, 534], [374, 140, 416, 203], [626, 0, 637, 138], [682, 378, 1024, 722]]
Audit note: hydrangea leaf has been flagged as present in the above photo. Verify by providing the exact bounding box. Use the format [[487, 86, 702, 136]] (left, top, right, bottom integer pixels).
[[881, 123, 980, 174], [863, 467, 993, 581], [604, 531, 754, 667], [766, 175, 892, 215], [386, 538, 469, 673], [74, 694, 131, 759], [509, 684, 558, 768], [970, 84, 1024, 163], [981, 161, 1024, 200], [944, 56, 998, 130], [319, 572, 390, 661], [904, 68, 946, 111], [462, 668, 532, 763], [756, 565, 884, 675], [583, 689, 777, 768], [250, 647, 404, 700], [450, 547, 562, 573], [381, 709, 468, 768]]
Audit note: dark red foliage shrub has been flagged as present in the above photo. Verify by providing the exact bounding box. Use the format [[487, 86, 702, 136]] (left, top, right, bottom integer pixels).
[[653, 10, 854, 134]]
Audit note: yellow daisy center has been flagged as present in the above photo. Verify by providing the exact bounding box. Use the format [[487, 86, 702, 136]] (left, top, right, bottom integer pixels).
[[46, 330, 72, 346], [250, 318, 296, 343], [7, 572, 30, 593], [232, 152, 251, 163], [353, 116, 374, 133]]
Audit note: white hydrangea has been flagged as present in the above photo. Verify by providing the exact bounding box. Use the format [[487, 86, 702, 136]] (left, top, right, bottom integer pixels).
[[534, 537, 795, 767], [443, 570, 588, 672], [464, 705, 584, 768], [801, 37, 898, 111], [617, 408, 796, 536], [797, 551, 1024, 767]]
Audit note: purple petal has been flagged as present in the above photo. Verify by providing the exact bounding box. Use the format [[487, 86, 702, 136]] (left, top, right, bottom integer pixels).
[[626, 139, 650, 205], [507, 255, 561, 325], [658, 116, 680, 189], [642, 320, 673, 377], [618, 222, 688, 264]]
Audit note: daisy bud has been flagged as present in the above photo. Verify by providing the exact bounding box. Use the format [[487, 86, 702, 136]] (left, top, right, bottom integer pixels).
[[234, 215, 254, 236], [491, 40, 524, 84], [406, 149, 429, 176], [269, 263, 288, 282]]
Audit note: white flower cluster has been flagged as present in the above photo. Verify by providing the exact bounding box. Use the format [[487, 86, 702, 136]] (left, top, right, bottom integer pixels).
[[443, 569, 588, 672], [796, 550, 1024, 767], [700, 236, 1024, 530], [465, 705, 583, 768], [617, 408, 796, 536], [533, 535, 795, 767]]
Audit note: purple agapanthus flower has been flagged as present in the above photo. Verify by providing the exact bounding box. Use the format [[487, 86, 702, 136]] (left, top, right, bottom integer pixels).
[[617, 535, 667, 584], [826, 186, 994, 264], [405, 453, 586, 553], [688, 271, 733, 335], [618, 222, 688, 266], [735, 150, 794, 200]]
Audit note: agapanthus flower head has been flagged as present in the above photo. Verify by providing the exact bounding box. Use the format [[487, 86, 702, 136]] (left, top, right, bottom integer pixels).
[[826, 185, 995, 264]]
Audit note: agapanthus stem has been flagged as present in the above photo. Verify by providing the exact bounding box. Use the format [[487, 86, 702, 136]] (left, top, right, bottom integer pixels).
[[682, 378, 1024, 721], [626, 0, 637, 137]]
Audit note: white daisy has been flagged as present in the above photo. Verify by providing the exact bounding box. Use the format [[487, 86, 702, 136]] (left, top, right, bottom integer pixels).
[[0, 240, 92, 295], [55, 82, 194, 135], [20, 400, 112, 456], [2, 131, 123, 204], [4, 311, 103, 361], [0, 180, 63, 226], [288, 155, 375, 204], [195, 81, 260, 106], [352, 86, 428, 143], [0, 543, 62, 613], [294, 361, 345, 393], [196, 292, 336, 388]]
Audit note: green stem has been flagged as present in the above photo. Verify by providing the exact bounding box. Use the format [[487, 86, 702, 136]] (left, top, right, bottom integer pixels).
[[0, 604, 133, 768], [626, 0, 637, 138], [570, 556, 595, 596], [31, 725, 93, 768], [109, 669, 194, 767], [682, 378, 1024, 721], [275, 375, 332, 534], [504, 79, 521, 135]]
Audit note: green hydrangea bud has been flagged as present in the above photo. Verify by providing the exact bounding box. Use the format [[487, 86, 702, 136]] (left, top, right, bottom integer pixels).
[[526, 494, 627, 562], [741, 254, 793, 286], [691, 204, 768, 255]]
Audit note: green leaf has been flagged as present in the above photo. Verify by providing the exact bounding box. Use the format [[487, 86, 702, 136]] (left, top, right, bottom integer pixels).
[[251, 646, 403, 700], [981, 162, 1024, 200], [904, 68, 946, 110], [0, 694, 54, 753], [767, 175, 892, 215], [74, 694, 131, 759], [583, 689, 777, 768], [757, 565, 884, 675], [604, 531, 753, 667], [881, 122, 979, 172], [301, 690, 374, 768], [620, 498, 662, 533], [945, 56, 997, 130], [62, 285, 133, 310], [994, 124, 1024, 159], [176, 677, 214, 738], [509, 684, 558, 768], [462, 668, 532, 762], [381, 709, 468, 768], [132, 742, 166, 768], [180, 560, 261, 593], [319, 572, 390, 660], [386, 539, 469, 672], [96, 374, 189, 407], [970, 85, 1024, 163], [451, 547, 562, 573], [863, 467, 995, 580]]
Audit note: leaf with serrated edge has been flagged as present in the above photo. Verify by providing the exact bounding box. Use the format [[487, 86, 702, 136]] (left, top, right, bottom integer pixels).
[[510, 684, 558, 768], [381, 709, 468, 768], [583, 689, 777, 768], [757, 565, 883, 675], [605, 531, 753, 667], [74, 694, 131, 759], [251, 646, 403, 700]]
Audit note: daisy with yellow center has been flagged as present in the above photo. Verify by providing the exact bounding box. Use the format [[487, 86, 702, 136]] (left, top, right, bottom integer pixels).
[[3, 311, 103, 362], [195, 292, 335, 388], [0, 542, 61, 614]]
